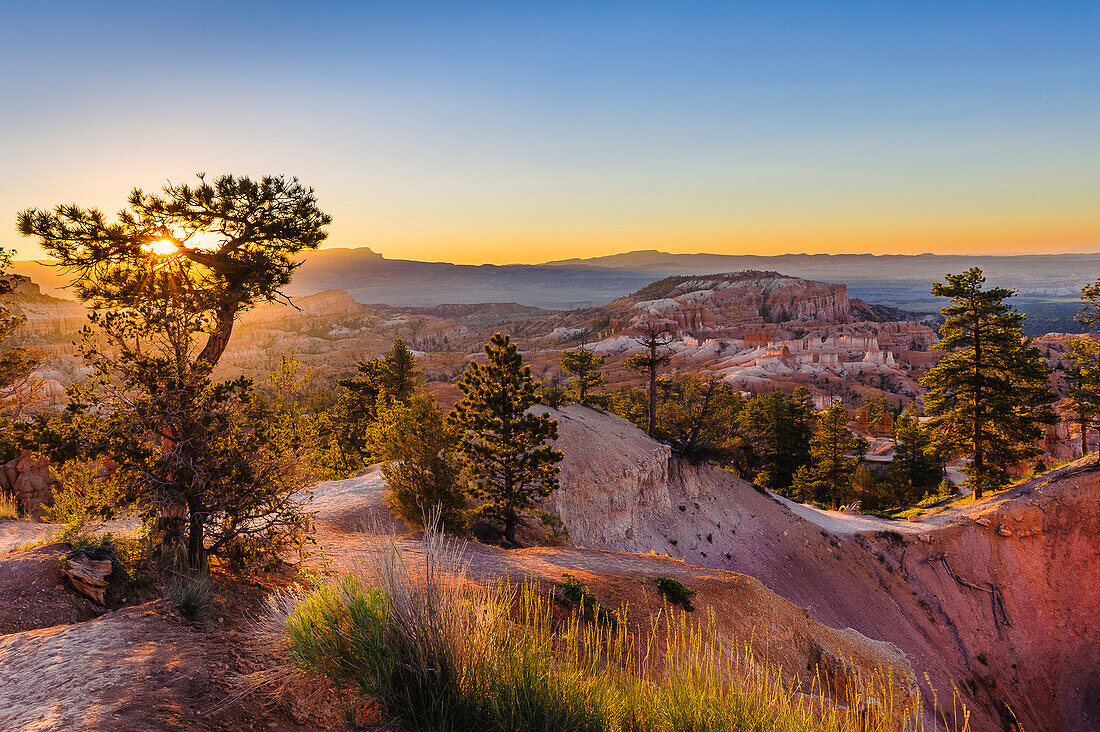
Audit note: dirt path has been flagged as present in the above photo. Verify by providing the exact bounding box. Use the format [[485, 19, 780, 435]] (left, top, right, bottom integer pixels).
[[0, 519, 58, 553], [767, 493, 935, 535], [766, 457, 1100, 537]]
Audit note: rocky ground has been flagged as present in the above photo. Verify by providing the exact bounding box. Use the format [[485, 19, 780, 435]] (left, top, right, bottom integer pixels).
[[1, 409, 1096, 730]]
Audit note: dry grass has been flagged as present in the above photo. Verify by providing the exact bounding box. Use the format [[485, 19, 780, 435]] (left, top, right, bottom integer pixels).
[[258, 517, 953, 731], [0, 491, 22, 520]]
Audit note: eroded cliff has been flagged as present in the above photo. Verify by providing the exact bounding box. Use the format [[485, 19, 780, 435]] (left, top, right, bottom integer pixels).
[[540, 404, 1100, 731]]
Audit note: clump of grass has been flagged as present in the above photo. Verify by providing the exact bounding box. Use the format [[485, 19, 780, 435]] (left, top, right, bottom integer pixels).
[[0, 490, 21, 520], [654, 576, 696, 612], [165, 570, 213, 621], [263, 521, 931, 732]]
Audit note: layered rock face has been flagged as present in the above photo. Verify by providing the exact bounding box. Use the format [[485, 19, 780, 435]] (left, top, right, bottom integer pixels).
[[5, 276, 87, 336], [898, 468, 1100, 731], [542, 404, 1099, 731], [607, 271, 855, 336]]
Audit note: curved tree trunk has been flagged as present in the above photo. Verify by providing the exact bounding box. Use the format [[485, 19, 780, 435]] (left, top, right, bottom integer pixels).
[[197, 301, 238, 368]]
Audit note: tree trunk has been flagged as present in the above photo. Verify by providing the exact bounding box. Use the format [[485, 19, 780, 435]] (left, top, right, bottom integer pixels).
[[187, 499, 205, 568], [972, 315, 984, 500], [196, 300, 238, 368], [647, 362, 657, 436]]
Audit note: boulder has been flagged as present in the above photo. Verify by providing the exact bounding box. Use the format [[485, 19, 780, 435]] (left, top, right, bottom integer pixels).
[[0, 452, 57, 519]]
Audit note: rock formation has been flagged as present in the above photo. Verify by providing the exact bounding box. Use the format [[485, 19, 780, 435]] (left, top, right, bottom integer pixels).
[[540, 404, 1100, 731], [5, 276, 87, 336], [0, 452, 57, 519]]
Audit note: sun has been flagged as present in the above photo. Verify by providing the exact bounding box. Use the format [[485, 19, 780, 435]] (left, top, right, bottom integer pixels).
[[142, 238, 178, 256]]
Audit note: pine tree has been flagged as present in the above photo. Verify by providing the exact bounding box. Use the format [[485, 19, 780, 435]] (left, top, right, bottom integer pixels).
[[560, 347, 605, 405], [737, 387, 814, 492], [1067, 278, 1100, 457], [332, 339, 425, 468], [656, 374, 743, 462], [888, 412, 941, 503], [1065, 338, 1100, 457], [370, 392, 466, 534], [625, 320, 674, 435], [796, 400, 863, 509], [921, 268, 1057, 498], [1078, 277, 1100, 330], [381, 338, 421, 404], [449, 333, 562, 546]]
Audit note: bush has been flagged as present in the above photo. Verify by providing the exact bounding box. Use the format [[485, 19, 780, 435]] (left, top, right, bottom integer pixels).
[[654, 576, 696, 612], [371, 394, 467, 534], [554, 573, 615, 625], [285, 574, 391, 690]]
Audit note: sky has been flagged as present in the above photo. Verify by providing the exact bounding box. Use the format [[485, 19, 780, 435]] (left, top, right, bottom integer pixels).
[[1, 1, 1098, 263]]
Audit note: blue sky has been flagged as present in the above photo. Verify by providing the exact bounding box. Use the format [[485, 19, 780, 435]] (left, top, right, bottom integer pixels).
[[2, 1, 1098, 262]]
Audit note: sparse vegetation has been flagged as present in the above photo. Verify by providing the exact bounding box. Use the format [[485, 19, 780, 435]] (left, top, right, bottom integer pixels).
[[268, 524, 921, 732], [625, 320, 675, 436], [165, 570, 213, 621], [0, 490, 20, 519]]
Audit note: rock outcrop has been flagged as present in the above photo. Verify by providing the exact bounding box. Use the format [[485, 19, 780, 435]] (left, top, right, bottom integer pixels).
[[541, 404, 1100, 731], [605, 271, 857, 336], [5, 276, 88, 336], [0, 452, 57, 519]]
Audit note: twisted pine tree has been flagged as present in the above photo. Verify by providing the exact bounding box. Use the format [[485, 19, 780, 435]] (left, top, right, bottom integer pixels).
[[17, 174, 331, 567], [921, 268, 1056, 498], [450, 333, 562, 546]]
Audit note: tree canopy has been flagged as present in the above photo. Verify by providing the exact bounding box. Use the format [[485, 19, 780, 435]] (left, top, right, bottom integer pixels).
[[18, 173, 331, 368], [737, 388, 814, 492]]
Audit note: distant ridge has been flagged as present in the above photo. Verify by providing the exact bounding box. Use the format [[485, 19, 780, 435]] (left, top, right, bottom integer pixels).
[[12, 246, 1098, 333]]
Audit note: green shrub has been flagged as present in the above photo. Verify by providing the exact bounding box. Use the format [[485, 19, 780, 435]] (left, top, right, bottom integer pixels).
[[285, 575, 391, 691], [555, 573, 616, 625], [654, 576, 696, 612]]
